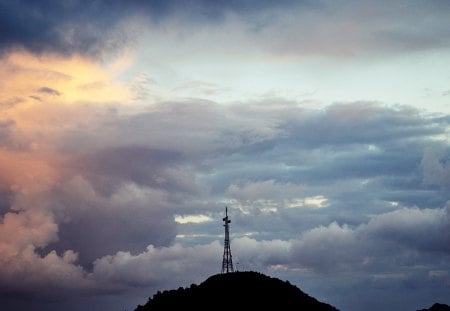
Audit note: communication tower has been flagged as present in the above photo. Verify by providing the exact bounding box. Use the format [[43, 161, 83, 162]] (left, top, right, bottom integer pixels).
[[221, 206, 234, 273]]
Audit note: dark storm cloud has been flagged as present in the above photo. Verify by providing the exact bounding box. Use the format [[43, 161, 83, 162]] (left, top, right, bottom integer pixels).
[[205, 102, 447, 189], [43, 146, 200, 265], [199, 101, 450, 252], [0, 0, 299, 56], [4, 0, 450, 58], [278, 103, 443, 148], [48, 182, 177, 266], [77, 146, 185, 194], [0, 0, 181, 56], [0, 0, 114, 55]]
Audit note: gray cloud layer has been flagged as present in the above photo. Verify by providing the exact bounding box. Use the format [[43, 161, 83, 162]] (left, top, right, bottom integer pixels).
[[1, 1, 450, 310], [2, 0, 450, 58], [1, 93, 449, 310]]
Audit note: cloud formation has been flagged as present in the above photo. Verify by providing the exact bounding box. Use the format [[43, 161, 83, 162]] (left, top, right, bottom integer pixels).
[[1, 2, 450, 310], [2, 0, 450, 59], [1, 51, 449, 309]]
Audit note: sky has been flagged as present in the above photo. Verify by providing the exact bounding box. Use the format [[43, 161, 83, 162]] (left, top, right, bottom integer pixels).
[[0, 0, 450, 310]]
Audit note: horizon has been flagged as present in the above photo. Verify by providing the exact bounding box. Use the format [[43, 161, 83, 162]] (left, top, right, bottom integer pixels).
[[1, 1, 450, 310]]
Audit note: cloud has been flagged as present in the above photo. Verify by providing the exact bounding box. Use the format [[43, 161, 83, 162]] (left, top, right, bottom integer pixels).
[[232, 237, 291, 269], [291, 222, 360, 273], [0, 0, 299, 57], [0, 1, 129, 57], [227, 180, 304, 202], [0, 246, 92, 298], [123, 0, 450, 70], [86, 204, 450, 297], [174, 214, 212, 224], [0, 51, 130, 118], [0, 120, 15, 148], [46, 178, 179, 266], [37, 87, 60, 96], [0, 47, 450, 311], [2, 0, 450, 60], [249, 0, 450, 57], [92, 242, 222, 289], [0, 206, 93, 299], [76, 146, 187, 193], [290, 205, 450, 274], [3, 201, 446, 308], [281, 102, 443, 148], [0, 209, 58, 256], [363, 206, 450, 254], [421, 148, 450, 189], [0, 50, 223, 300]]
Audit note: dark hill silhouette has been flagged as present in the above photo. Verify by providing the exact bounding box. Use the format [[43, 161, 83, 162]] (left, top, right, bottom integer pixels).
[[418, 303, 450, 311], [134, 271, 339, 310]]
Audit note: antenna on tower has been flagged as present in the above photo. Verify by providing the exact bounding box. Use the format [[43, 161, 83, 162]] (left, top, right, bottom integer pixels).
[[221, 206, 234, 273]]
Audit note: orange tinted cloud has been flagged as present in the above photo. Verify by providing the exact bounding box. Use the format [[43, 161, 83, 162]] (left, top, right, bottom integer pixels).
[[0, 50, 135, 292], [0, 50, 131, 115], [0, 49, 134, 167]]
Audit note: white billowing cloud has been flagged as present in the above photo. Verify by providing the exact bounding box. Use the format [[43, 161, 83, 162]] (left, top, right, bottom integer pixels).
[[227, 180, 298, 211], [0, 209, 58, 257], [174, 214, 213, 224], [362, 206, 450, 253], [0, 246, 92, 296], [286, 196, 329, 209], [0, 184, 93, 296], [89, 236, 291, 290], [204, 205, 449, 276], [290, 205, 450, 273], [226, 180, 329, 213], [290, 222, 360, 273], [0, 209, 93, 296], [232, 236, 291, 270], [89, 205, 450, 290], [92, 242, 222, 289], [90, 204, 450, 288], [0, 203, 449, 304]]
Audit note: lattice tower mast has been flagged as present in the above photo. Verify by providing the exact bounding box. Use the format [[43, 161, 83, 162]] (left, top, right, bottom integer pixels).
[[221, 206, 234, 273]]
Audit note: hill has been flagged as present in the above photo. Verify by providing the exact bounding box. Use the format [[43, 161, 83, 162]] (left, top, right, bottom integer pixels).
[[418, 303, 450, 311], [134, 271, 339, 310]]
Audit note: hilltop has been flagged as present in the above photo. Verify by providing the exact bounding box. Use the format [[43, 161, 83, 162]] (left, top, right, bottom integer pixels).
[[418, 303, 450, 311], [134, 271, 339, 310]]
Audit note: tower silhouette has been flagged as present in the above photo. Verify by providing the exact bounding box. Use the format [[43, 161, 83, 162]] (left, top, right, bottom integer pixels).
[[221, 206, 234, 273]]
